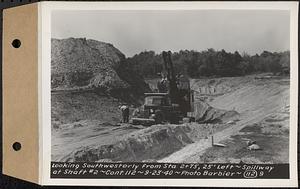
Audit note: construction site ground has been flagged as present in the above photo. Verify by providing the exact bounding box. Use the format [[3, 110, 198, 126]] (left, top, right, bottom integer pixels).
[[52, 74, 290, 163]]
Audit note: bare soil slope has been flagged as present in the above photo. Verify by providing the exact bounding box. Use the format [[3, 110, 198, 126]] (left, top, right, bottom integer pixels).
[[51, 38, 150, 102], [161, 75, 289, 163], [51, 38, 126, 89], [52, 75, 289, 163]]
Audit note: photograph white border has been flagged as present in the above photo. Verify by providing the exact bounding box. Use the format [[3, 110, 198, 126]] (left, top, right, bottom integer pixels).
[[40, 1, 298, 187]]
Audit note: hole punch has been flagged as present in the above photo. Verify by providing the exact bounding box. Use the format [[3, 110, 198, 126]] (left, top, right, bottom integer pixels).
[[12, 142, 21, 151], [12, 39, 21, 48]]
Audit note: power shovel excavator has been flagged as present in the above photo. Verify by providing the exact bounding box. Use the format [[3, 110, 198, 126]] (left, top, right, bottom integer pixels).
[[131, 51, 195, 126]]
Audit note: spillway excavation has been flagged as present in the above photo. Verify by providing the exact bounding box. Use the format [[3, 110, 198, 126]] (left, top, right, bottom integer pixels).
[[52, 75, 289, 164], [51, 37, 290, 165]]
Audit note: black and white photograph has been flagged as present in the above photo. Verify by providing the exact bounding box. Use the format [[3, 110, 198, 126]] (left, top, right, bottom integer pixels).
[[1, 1, 298, 187], [48, 3, 297, 183]]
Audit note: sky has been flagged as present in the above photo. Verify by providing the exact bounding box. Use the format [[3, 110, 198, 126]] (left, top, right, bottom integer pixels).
[[52, 10, 290, 57]]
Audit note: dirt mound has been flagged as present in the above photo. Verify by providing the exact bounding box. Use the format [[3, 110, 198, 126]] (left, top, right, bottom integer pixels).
[[194, 101, 239, 124], [56, 120, 237, 162], [51, 38, 125, 89], [51, 38, 150, 102], [60, 124, 194, 162]]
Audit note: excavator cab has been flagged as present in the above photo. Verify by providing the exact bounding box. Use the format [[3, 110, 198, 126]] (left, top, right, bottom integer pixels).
[[144, 94, 171, 106]]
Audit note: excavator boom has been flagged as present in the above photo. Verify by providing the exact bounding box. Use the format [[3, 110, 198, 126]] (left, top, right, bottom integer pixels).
[[162, 51, 179, 103]]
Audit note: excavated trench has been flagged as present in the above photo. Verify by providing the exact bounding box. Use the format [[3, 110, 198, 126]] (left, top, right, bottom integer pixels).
[[53, 77, 241, 162], [63, 125, 194, 162], [60, 102, 239, 162], [194, 101, 239, 123], [53, 76, 289, 163]]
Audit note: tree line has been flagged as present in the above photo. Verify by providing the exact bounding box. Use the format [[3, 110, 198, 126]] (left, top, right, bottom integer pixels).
[[122, 49, 290, 78]]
